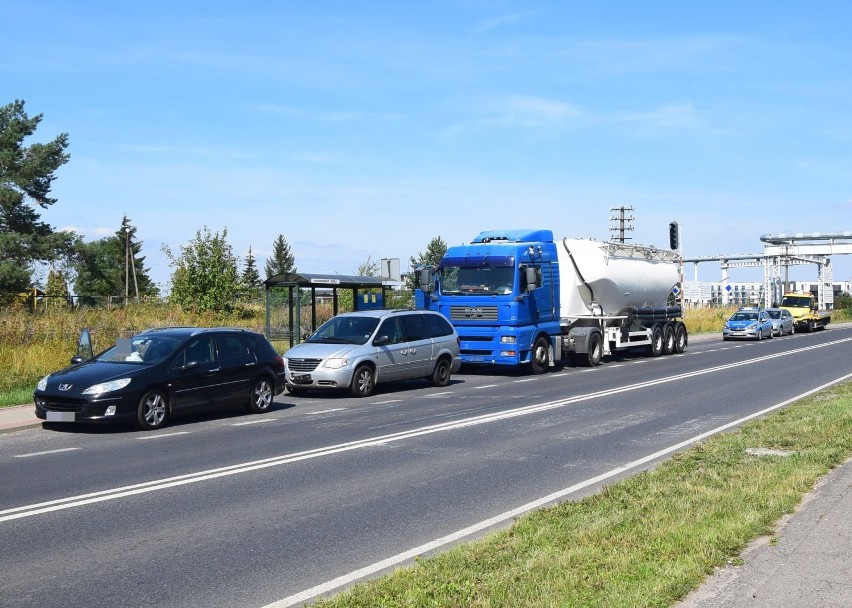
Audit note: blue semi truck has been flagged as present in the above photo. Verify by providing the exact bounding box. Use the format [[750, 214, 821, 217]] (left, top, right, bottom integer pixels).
[[415, 229, 687, 373]]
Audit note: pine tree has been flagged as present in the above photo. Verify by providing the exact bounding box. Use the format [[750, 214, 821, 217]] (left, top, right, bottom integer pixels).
[[73, 214, 159, 300], [0, 99, 78, 301], [264, 234, 297, 279], [241, 246, 262, 293]]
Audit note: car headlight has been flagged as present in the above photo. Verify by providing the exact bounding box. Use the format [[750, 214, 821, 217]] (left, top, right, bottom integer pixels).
[[37, 375, 50, 391], [82, 378, 132, 395], [323, 358, 350, 370], [747, 323, 758, 330]]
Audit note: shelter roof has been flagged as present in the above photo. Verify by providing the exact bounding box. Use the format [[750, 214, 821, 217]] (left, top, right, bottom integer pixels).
[[264, 272, 392, 289]]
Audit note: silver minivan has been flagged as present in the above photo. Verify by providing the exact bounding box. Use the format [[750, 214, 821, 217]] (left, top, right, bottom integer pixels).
[[283, 309, 462, 397]]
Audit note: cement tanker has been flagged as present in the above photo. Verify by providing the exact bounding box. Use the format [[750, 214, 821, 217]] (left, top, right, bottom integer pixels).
[[415, 229, 687, 374]]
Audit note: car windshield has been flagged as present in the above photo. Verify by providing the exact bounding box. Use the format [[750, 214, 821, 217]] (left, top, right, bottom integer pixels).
[[96, 336, 182, 364], [441, 265, 515, 295], [767, 310, 781, 319], [306, 316, 380, 345], [730, 312, 758, 322]]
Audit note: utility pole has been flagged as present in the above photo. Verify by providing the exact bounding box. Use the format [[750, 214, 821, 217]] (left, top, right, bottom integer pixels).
[[609, 206, 635, 243]]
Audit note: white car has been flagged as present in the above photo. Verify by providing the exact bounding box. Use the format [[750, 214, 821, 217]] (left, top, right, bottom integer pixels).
[[283, 309, 461, 397]]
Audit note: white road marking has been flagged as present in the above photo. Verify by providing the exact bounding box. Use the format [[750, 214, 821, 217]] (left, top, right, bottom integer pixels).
[[513, 378, 538, 383], [3, 337, 850, 528], [473, 384, 498, 389], [262, 369, 852, 608], [138, 432, 191, 440], [423, 391, 453, 398], [14, 448, 80, 459], [372, 400, 401, 405], [232, 419, 276, 426], [306, 408, 347, 414]]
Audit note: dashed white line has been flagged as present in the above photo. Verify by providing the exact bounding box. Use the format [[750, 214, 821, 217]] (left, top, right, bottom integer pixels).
[[306, 408, 347, 414], [233, 419, 277, 426], [138, 432, 191, 440], [373, 400, 402, 405], [474, 384, 498, 389], [15, 448, 81, 458]]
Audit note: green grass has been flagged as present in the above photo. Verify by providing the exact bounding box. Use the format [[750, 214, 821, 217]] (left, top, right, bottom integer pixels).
[[310, 380, 852, 608]]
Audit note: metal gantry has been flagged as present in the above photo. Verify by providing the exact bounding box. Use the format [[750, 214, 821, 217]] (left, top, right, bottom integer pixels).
[[682, 231, 852, 308]]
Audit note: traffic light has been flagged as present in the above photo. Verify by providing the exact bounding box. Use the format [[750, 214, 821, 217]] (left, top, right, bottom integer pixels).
[[669, 221, 679, 250]]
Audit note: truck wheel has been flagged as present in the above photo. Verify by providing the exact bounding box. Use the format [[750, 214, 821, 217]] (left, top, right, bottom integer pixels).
[[807, 320, 815, 332], [585, 332, 602, 367], [530, 336, 550, 375], [663, 324, 675, 355], [647, 325, 664, 357], [674, 323, 687, 353]]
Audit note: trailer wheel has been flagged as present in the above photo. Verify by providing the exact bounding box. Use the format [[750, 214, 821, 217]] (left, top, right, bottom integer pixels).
[[530, 336, 550, 375], [663, 324, 675, 355], [674, 323, 687, 353], [585, 332, 603, 367], [647, 325, 664, 357]]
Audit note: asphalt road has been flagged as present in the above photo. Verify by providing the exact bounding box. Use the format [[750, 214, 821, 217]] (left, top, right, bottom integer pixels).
[[2, 326, 851, 608]]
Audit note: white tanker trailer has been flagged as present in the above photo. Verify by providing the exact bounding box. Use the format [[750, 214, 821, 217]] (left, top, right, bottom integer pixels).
[[555, 237, 687, 367], [417, 229, 687, 373]]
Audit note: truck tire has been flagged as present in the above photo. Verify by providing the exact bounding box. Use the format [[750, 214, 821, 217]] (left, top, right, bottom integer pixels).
[[530, 336, 550, 375], [663, 324, 675, 355], [584, 332, 603, 367], [647, 325, 664, 357], [674, 323, 687, 353]]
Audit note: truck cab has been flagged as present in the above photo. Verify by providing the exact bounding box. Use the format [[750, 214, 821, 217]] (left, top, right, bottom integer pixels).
[[416, 229, 560, 371], [779, 291, 831, 332]]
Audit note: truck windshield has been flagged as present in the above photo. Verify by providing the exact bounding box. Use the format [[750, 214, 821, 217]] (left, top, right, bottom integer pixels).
[[781, 296, 812, 307], [441, 265, 515, 295]]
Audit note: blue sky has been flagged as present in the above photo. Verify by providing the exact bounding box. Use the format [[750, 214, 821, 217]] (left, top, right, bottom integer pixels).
[[4, 1, 852, 292]]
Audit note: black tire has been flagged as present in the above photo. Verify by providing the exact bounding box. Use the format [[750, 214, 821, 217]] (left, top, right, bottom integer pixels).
[[350, 364, 375, 397], [136, 389, 168, 430], [807, 320, 815, 333], [585, 332, 603, 367], [663, 324, 675, 355], [248, 377, 274, 413], [756, 328, 763, 340], [647, 325, 664, 356], [674, 323, 688, 353], [530, 336, 550, 375], [430, 358, 452, 387]]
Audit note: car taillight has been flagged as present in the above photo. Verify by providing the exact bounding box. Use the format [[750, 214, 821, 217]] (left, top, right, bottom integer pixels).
[[274, 355, 285, 368]]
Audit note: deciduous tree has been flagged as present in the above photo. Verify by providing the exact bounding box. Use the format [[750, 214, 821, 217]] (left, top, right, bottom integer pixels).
[[163, 226, 241, 313]]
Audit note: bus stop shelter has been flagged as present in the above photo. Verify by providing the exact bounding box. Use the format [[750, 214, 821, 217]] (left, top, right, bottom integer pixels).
[[264, 272, 400, 346]]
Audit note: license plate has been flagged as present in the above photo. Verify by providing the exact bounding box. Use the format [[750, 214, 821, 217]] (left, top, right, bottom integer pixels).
[[46, 411, 75, 422], [292, 374, 312, 384]]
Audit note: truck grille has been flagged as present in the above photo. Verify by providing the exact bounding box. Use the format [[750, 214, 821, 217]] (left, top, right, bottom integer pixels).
[[287, 358, 322, 373], [450, 306, 499, 321]]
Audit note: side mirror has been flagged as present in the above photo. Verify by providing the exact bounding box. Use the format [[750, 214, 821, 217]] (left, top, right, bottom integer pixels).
[[524, 266, 541, 291], [373, 335, 390, 346], [416, 267, 434, 293]]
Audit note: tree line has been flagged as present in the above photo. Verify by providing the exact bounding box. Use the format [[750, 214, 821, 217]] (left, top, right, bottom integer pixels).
[[1, 99, 446, 313]]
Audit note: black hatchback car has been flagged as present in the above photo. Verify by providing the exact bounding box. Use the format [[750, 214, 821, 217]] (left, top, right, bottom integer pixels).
[[34, 327, 286, 430]]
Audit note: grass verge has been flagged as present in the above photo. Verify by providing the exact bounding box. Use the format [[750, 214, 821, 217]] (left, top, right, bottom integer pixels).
[[311, 380, 852, 608]]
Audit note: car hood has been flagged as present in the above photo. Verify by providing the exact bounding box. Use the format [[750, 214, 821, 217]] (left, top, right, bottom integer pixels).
[[726, 320, 758, 329], [40, 361, 153, 391], [284, 342, 366, 360]]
